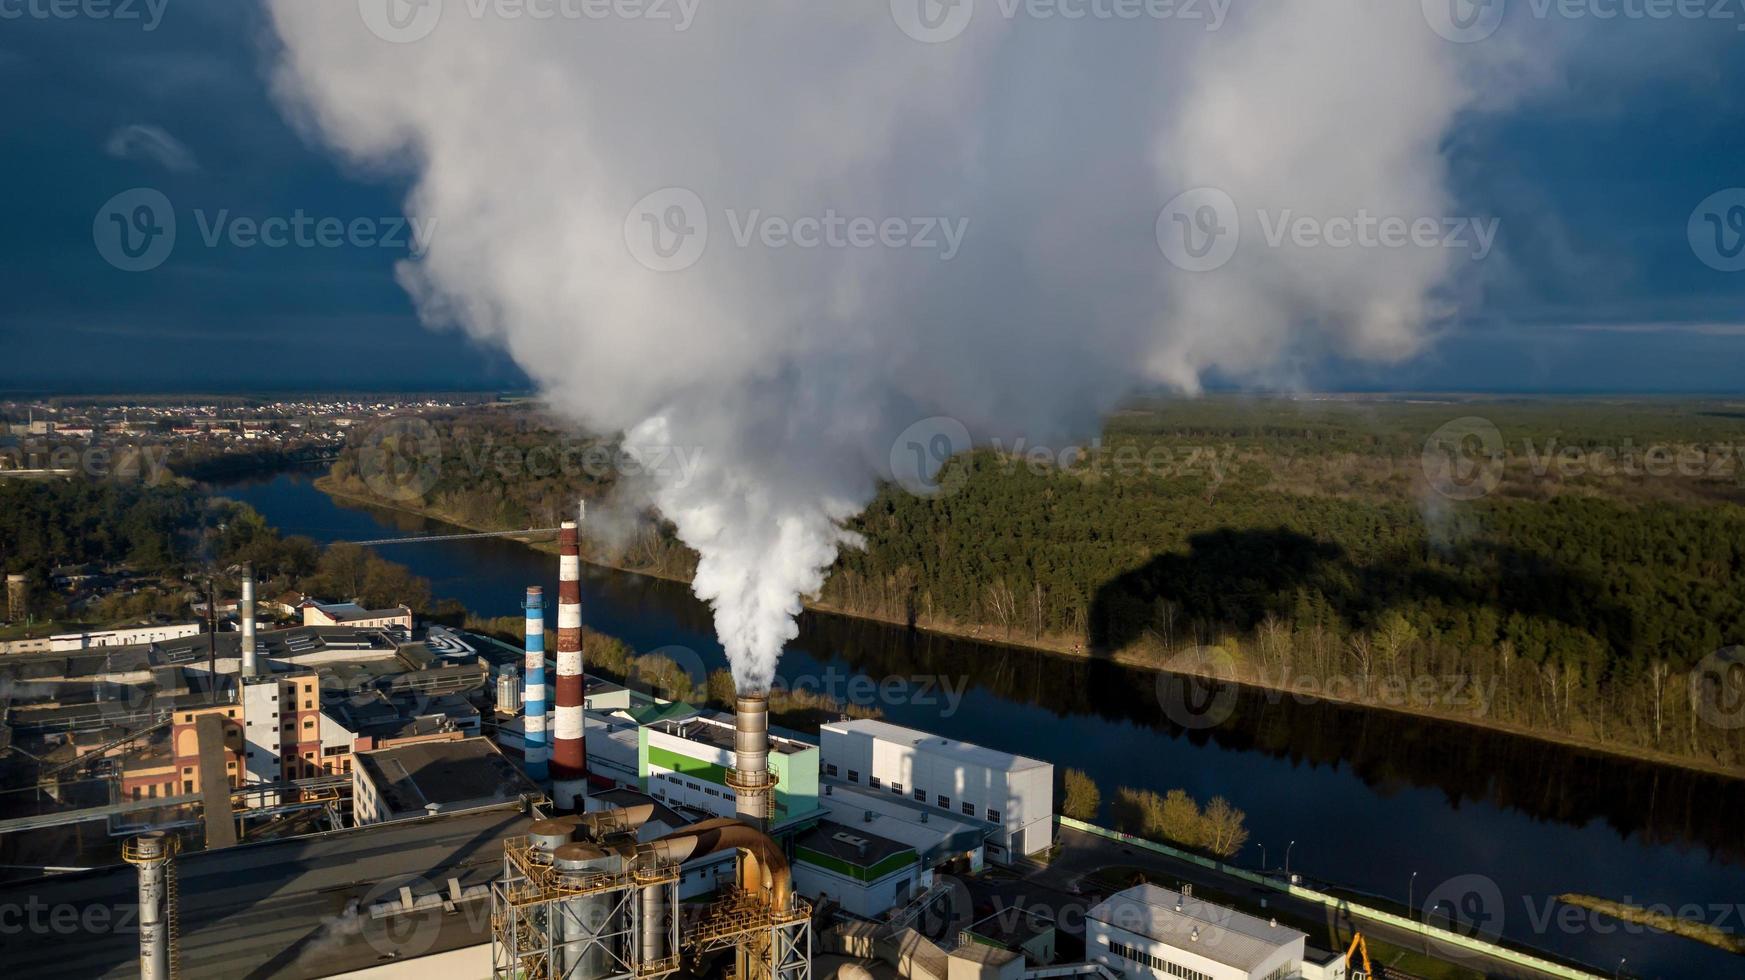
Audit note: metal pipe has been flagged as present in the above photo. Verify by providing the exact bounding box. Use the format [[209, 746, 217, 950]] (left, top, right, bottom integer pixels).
[[729, 694, 772, 827], [551, 520, 587, 810], [127, 833, 170, 980], [239, 564, 257, 678], [638, 880, 666, 965], [523, 586, 549, 781]]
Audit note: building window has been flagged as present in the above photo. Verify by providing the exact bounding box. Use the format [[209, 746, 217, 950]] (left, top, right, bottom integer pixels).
[[937, 795, 949, 809], [961, 802, 975, 817], [686, 781, 701, 791], [987, 808, 1000, 823], [1105, 940, 1212, 980], [891, 782, 903, 795], [825, 764, 838, 777], [913, 788, 926, 802], [869, 776, 881, 789], [847, 770, 860, 783]]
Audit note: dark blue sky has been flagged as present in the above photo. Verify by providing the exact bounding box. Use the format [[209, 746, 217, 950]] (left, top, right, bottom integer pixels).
[[2, 1, 1743, 393]]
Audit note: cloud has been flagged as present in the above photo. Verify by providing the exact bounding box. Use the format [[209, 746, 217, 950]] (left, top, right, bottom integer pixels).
[[103, 123, 198, 173], [263, 4, 1554, 692]]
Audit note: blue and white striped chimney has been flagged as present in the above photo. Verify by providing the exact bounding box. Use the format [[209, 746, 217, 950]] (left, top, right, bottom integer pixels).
[[523, 586, 549, 781]]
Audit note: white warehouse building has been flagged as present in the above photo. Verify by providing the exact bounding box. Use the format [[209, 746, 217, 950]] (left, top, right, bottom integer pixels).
[[818, 719, 1053, 862], [1088, 884, 1310, 980]]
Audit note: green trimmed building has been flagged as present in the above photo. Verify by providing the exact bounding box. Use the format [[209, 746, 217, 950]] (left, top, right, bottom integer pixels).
[[637, 712, 822, 830], [790, 819, 921, 919]]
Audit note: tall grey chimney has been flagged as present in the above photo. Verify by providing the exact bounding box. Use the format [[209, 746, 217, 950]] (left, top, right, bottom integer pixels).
[[124, 832, 173, 980], [727, 693, 773, 828], [240, 563, 257, 677]]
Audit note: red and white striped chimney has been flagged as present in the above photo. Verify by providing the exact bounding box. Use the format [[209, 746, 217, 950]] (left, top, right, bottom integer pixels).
[[551, 519, 587, 810]]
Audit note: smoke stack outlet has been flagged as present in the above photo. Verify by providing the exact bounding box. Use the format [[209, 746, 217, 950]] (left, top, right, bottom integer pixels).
[[727, 693, 777, 828]]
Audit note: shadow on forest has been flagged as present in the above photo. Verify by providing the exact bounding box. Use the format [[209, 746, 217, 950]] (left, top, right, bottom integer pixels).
[[1087, 526, 1638, 660]]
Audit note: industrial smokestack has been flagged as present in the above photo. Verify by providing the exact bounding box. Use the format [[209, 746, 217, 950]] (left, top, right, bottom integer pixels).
[[124, 832, 174, 980], [727, 693, 773, 828], [239, 563, 257, 678], [551, 520, 586, 810], [523, 586, 549, 781]]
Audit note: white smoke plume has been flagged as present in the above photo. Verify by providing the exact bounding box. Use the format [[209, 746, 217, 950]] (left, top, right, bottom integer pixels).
[[265, 2, 1539, 693]]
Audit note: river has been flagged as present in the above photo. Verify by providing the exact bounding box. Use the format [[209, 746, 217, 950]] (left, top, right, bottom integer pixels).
[[212, 469, 1742, 979]]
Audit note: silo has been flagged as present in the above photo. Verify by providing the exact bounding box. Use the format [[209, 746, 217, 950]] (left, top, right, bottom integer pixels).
[[552, 842, 622, 980]]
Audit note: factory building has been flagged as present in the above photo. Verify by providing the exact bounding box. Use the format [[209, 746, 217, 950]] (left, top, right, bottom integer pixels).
[[353, 736, 542, 825], [639, 711, 822, 830], [119, 702, 246, 801], [299, 600, 414, 631], [1087, 884, 1308, 980], [240, 671, 323, 791], [819, 720, 1053, 862], [790, 819, 921, 919], [817, 780, 988, 875]]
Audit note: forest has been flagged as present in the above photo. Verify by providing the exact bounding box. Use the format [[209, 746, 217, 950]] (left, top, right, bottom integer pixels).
[[322, 396, 1745, 770], [0, 478, 456, 627]]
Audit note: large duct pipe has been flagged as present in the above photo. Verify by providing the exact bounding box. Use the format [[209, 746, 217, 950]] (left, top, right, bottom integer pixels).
[[523, 586, 549, 781], [640, 817, 793, 911], [239, 564, 257, 678], [727, 694, 772, 828], [126, 832, 171, 980], [551, 520, 587, 810]]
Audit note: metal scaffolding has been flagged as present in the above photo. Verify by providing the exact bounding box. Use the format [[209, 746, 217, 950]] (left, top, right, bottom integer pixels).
[[491, 834, 811, 980], [491, 835, 681, 980]]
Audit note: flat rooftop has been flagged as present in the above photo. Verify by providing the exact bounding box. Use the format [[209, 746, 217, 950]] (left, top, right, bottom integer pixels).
[[3, 805, 532, 979], [795, 818, 915, 869], [355, 737, 539, 815], [822, 719, 1049, 773], [1089, 883, 1305, 972], [651, 711, 810, 755]]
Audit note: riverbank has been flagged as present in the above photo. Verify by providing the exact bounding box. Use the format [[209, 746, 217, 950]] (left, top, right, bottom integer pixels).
[[306, 475, 1745, 783]]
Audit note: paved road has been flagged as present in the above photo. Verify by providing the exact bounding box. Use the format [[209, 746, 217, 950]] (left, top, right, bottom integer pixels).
[[2, 806, 531, 979], [1006, 827, 1596, 980]]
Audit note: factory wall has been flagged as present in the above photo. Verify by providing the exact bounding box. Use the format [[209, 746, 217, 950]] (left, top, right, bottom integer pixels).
[[820, 723, 1052, 861], [792, 848, 919, 920], [637, 721, 822, 827]]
